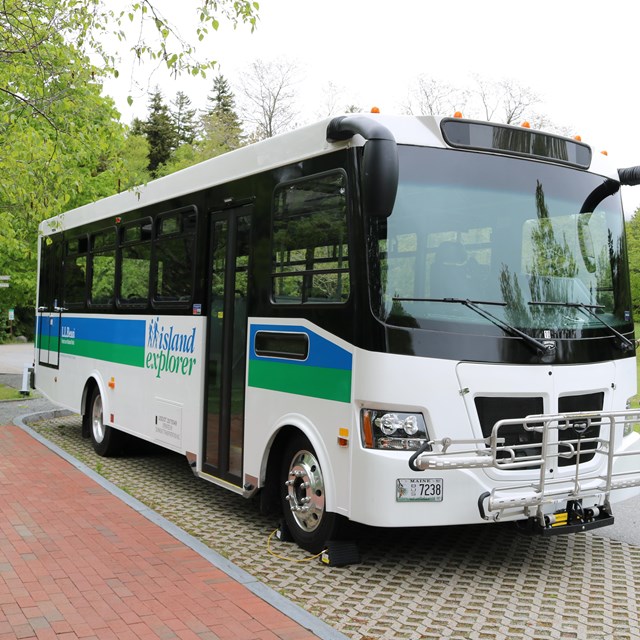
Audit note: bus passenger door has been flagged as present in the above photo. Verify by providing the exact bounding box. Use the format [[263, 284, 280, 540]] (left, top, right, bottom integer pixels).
[[37, 236, 62, 368], [204, 205, 252, 486]]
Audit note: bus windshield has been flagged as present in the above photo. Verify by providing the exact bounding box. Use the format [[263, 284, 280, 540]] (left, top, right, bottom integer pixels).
[[370, 145, 631, 334]]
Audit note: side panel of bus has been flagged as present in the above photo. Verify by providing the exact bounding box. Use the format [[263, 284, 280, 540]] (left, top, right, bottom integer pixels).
[[36, 312, 207, 458]]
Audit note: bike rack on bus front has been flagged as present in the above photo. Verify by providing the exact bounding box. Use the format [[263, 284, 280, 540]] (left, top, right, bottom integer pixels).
[[410, 409, 640, 533]]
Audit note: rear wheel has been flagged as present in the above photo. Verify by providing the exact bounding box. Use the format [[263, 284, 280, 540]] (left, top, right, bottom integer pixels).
[[280, 433, 342, 554], [88, 386, 122, 457]]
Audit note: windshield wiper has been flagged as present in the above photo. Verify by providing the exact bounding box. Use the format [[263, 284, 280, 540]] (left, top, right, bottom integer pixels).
[[393, 297, 554, 357], [529, 300, 636, 352]]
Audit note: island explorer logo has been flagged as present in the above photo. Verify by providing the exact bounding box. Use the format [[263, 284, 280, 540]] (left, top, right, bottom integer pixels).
[[146, 317, 197, 378]]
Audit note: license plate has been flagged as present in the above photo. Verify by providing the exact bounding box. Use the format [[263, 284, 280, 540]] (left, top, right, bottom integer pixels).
[[396, 478, 443, 502]]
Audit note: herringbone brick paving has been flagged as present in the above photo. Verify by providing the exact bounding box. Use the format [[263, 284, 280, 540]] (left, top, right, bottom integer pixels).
[[0, 424, 318, 640]]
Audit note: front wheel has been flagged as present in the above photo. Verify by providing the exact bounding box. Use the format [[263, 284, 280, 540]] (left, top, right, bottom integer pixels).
[[88, 386, 123, 457], [280, 433, 342, 554]]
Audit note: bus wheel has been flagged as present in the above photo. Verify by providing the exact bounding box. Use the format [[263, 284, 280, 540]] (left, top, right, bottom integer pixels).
[[280, 434, 340, 554], [88, 387, 121, 457]]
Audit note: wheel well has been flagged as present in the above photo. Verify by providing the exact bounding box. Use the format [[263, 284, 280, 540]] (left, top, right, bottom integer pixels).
[[81, 378, 98, 439], [260, 425, 300, 517]]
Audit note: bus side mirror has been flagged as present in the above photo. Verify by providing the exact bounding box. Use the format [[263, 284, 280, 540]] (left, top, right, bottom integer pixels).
[[619, 166, 640, 186], [327, 116, 399, 218]]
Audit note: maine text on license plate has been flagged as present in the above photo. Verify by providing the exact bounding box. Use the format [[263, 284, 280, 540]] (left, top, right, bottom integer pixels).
[[396, 478, 443, 502]]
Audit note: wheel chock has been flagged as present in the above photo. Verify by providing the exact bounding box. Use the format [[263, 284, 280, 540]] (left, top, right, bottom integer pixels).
[[320, 540, 360, 567]]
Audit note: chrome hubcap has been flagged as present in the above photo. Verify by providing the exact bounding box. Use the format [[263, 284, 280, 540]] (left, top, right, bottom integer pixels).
[[285, 449, 325, 532], [91, 394, 105, 444]]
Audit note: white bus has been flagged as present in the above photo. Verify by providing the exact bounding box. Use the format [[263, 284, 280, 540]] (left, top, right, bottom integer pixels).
[[35, 113, 640, 553]]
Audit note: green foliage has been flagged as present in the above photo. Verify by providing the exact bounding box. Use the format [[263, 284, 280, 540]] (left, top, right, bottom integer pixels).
[[1, 1, 259, 110], [625, 210, 640, 315], [138, 88, 178, 176], [0, 11, 145, 315], [0, 0, 259, 325], [155, 75, 244, 176], [156, 143, 200, 177]]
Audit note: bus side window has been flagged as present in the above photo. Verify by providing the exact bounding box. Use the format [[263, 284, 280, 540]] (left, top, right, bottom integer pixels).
[[153, 208, 196, 306], [63, 235, 88, 309], [119, 219, 152, 307], [38, 235, 63, 311], [272, 171, 349, 304], [89, 228, 116, 308]]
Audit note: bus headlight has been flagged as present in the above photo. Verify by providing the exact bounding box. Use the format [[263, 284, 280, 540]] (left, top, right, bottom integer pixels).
[[361, 409, 430, 450]]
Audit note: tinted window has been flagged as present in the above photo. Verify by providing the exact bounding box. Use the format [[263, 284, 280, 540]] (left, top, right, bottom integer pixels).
[[154, 208, 196, 305], [90, 229, 116, 307], [120, 219, 152, 307], [272, 171, 349, 304]]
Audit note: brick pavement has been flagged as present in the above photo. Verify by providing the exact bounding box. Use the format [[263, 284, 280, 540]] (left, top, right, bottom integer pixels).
[[0, 424, 319, 640]]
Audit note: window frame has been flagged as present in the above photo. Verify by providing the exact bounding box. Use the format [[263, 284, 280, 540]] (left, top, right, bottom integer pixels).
[[88, 227, 117, 310], [270, 169, 351, 306], [151, 205, 198, 310], [117, 217, 152, 310], [62, 234, 89, 310]]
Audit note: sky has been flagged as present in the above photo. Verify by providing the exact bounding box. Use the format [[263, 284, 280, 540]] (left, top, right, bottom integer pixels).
[[103, 0, 640, 215]]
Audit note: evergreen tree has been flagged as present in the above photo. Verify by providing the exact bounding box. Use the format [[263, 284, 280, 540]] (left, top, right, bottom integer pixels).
[[172, 91, 198, 145], [201, 73, 244, 152], [206, 74, 238, 118], [140, 88, 178, 176]]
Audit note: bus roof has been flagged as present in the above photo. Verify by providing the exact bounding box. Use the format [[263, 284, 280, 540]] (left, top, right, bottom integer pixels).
[[39, 114, 619, 235]]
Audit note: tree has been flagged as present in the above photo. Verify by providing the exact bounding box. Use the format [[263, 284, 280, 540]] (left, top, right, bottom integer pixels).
[[137, 88, 178, 176], [0, 55, 136, 334], [404, 74, 570, 135], [200, 73, 244, 152], [238, 59, 299, 140], [172, 91, 198, 146], [206, 74, 238, 119], [404, 76, 468, 116], [472, 76, 540, 125], [0, 0, 260, 340], [625, 209, 640, 315], [0, 0, 259, 121]]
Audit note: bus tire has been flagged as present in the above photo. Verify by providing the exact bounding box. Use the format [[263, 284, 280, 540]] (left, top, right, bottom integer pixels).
[[88, 386, 122, 457], [280, 433, 341, 554]]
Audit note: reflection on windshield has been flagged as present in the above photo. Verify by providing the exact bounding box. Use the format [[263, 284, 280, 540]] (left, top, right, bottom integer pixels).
[[371, 146, 631, 333]]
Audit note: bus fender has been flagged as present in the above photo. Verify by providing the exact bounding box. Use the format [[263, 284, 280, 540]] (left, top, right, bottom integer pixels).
[[81, 371, 111, 425], [261, 415, 337, 514]]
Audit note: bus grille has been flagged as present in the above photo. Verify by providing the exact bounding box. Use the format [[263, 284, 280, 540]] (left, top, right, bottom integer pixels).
[[557, 393, 604, 466], [475, 393, 604, 468]]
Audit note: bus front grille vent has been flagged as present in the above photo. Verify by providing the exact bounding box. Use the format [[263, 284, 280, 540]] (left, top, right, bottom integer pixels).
[[474, 397, 543, 466], [474, 394, 604, 468], [556, 392, 604, 466]]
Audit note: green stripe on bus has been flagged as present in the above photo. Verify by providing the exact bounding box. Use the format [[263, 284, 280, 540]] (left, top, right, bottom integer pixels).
[[60, 339, 145, 367], [248, 360, 351, 403], [40, 336, 59, 351]]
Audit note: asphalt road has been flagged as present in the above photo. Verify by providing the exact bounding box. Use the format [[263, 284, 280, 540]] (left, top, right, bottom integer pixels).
[[1, 341, 639, 546]]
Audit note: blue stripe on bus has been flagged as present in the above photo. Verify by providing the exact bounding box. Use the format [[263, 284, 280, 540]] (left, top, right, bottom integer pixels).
[[248, 324, 352, 370], [61, 317, 146, 346], [37, 315, 146, 347]]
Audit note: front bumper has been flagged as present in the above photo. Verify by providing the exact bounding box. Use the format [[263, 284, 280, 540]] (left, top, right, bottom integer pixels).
[[411, 409, 640, 532]]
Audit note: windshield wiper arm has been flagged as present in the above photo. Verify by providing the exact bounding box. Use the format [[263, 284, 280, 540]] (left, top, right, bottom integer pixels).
[[529, 300, 636, 352], [394, 297, 553, 356]]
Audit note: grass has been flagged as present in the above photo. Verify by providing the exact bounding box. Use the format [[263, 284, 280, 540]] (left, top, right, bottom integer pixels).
[[629, 323, 640, 410], [0, 383, 26, 401]]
